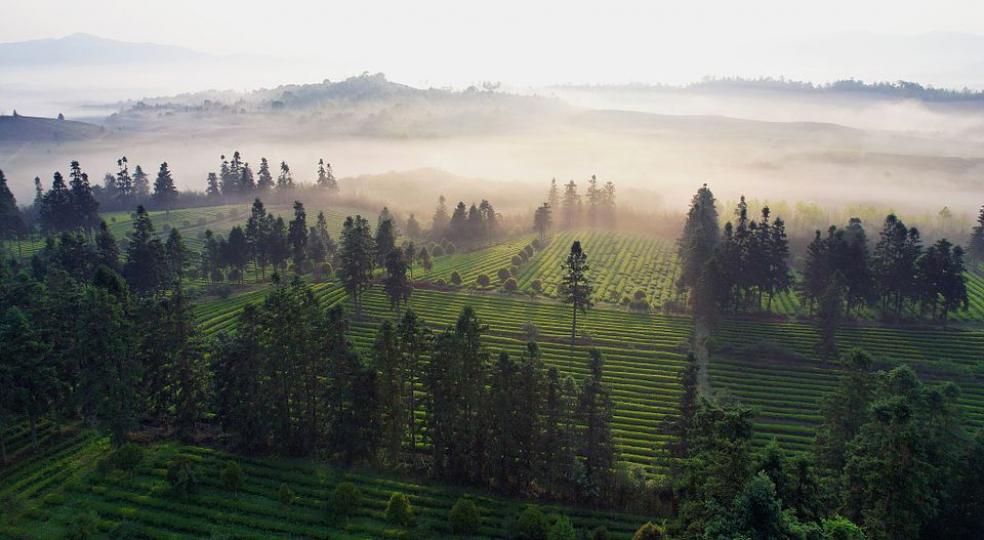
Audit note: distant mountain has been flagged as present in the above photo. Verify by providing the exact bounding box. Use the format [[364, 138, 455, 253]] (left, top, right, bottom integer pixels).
[[0, 114, 104, 142], [0, 33, 211, 67]]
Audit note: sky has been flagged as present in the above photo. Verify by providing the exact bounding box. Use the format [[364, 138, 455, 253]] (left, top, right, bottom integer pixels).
[[3, 0, 984, 87]]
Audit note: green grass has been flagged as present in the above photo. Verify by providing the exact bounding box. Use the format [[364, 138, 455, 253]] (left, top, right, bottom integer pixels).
[[0, 431, 654, 539]]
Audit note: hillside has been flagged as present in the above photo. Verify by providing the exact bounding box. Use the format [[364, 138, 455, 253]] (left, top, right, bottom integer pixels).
[[0, 114, 104, 142]]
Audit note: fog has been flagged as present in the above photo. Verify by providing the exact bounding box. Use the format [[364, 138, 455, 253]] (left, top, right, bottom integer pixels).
[[2, 74, 984, 240]]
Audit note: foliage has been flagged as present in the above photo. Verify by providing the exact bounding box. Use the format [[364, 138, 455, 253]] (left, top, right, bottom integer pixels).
[[385, 492, 415, 527], [448, 497, 481, 535]]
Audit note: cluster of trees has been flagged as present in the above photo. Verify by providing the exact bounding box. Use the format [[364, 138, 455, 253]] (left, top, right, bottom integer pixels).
[[199, 199, 336, 284], [677, 184, 973, 328], [429, 196, 500, 246], [204, 152, 339, 201], [970, 205, 984, 266], [660, 350, 983, 540], [214, 295, 619, 504], [677, 188, 792, 319], [0, 218, 205, 453], [545, 176, 617, 230], [800, 213, 969, 329]]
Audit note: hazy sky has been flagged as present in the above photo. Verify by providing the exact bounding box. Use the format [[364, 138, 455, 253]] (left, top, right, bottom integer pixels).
[[3, 0, 984, 87]]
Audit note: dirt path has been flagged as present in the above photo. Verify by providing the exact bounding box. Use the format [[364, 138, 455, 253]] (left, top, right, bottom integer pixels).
[[693, 316, 712, 394]]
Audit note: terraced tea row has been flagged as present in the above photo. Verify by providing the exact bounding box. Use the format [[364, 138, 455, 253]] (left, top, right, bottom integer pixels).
[[709, 318, 984, 453], [514, 230, 685, 310], [1, 436, 653, 539]]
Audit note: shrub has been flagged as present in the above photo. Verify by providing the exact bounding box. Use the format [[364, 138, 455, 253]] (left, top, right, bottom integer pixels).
[[210, 267, 225, 283], [385, 492, 415, 527], [220, 461, 243, 492], [278, 482, 295, 505], [444, 242, 457, 255], [451, 271, 463, 285], [509, 265, 519, 276], [524, 244, 535, 257], [531, 238, 542, 250], [214, 284, 233, 299], [448, 497, 481, 535], [496, 268, 511, 282], [631, 522, 663, 540], [821, 516, 865, 540], [111, 444, 144, 472], [331, 482, 362, 519], [515, 506, 549, 540], [633, 289, 647, 301], [548, 516, 576, 540], [434, 278, 448, 287], [64, 510, 98, 540], [476, 273, 491, 287], [504, 278, 518, 292], [432, 245, 445, 257], [197, 216, 207, 226], [166, 457, 197, 496], [228, 268, 242, 283], [531, 280, 543, 293], [512, 255, 524, 266], [182, 220, 192, 228], [590, 526, 611, 540]]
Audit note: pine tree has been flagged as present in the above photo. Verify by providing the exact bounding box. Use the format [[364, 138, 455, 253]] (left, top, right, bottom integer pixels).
[[257, 158, 274, 192], [317, 158, 338, 190], [132, 164, 150, 199], [1, 306, 56, 449], [40, 171, 72, 233], [560, 241, 592, 365], [969, 205, 984, 265], [123, 205, 165, 295], [95, 220, 119, 270], [432, 195, 450, 238], [277, 161, 294, 191], [0, 169, 25, 242], [68, 161, 100, 232], [448, 202, 468, 242], [561, 180, 580, 228], [225, 226, 249, 284], [115, 156, 133, 202], [405, 214, 421, 239], [548, 178, 560, 216], [339, 215, 375, 316], [165, 228, 189, 282], [239, 162, 256, 195], [375, 217, 396, 267], [373, 321, 405, 466], [397, 310, 428, 451], [586, 175, 600, 226], [287, 201, 308, 273], [533, 202, 552, 242], [383, 247, 411, 312], [677, 184, 719, 308], [205, 172, 221, 198], [152, 162, 178, 213], [578, 349, 617, 500]]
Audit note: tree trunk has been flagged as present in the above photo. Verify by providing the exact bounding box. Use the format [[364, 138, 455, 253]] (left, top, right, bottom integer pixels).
[[570, 306, 577, 371]]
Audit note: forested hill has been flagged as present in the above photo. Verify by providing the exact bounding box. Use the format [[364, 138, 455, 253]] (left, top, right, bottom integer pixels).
[[117, 73, 565, 114], [0, 114, 104, 142]]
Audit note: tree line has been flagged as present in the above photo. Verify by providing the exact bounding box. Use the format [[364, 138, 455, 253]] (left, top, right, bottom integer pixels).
[[678, 184, 974, 329]]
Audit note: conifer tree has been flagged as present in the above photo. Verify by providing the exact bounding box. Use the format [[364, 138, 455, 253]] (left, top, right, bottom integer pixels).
[[0, 169, 25, 243], [339, 215, 375, 316], [560, 241, 592, 365], [383, 247, 411, 312], [432, 195, 450, 238], [277, 161, 294, 191], [123, 205, 165, 295], [969, 205, 984, 265], [205, 172, 221, 198], [132, 164, 150, 199], [257, 158, 275, 192], [152, 162, 178, 213], [68, 161, 99, 232], [287, 201, 308, 273]]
